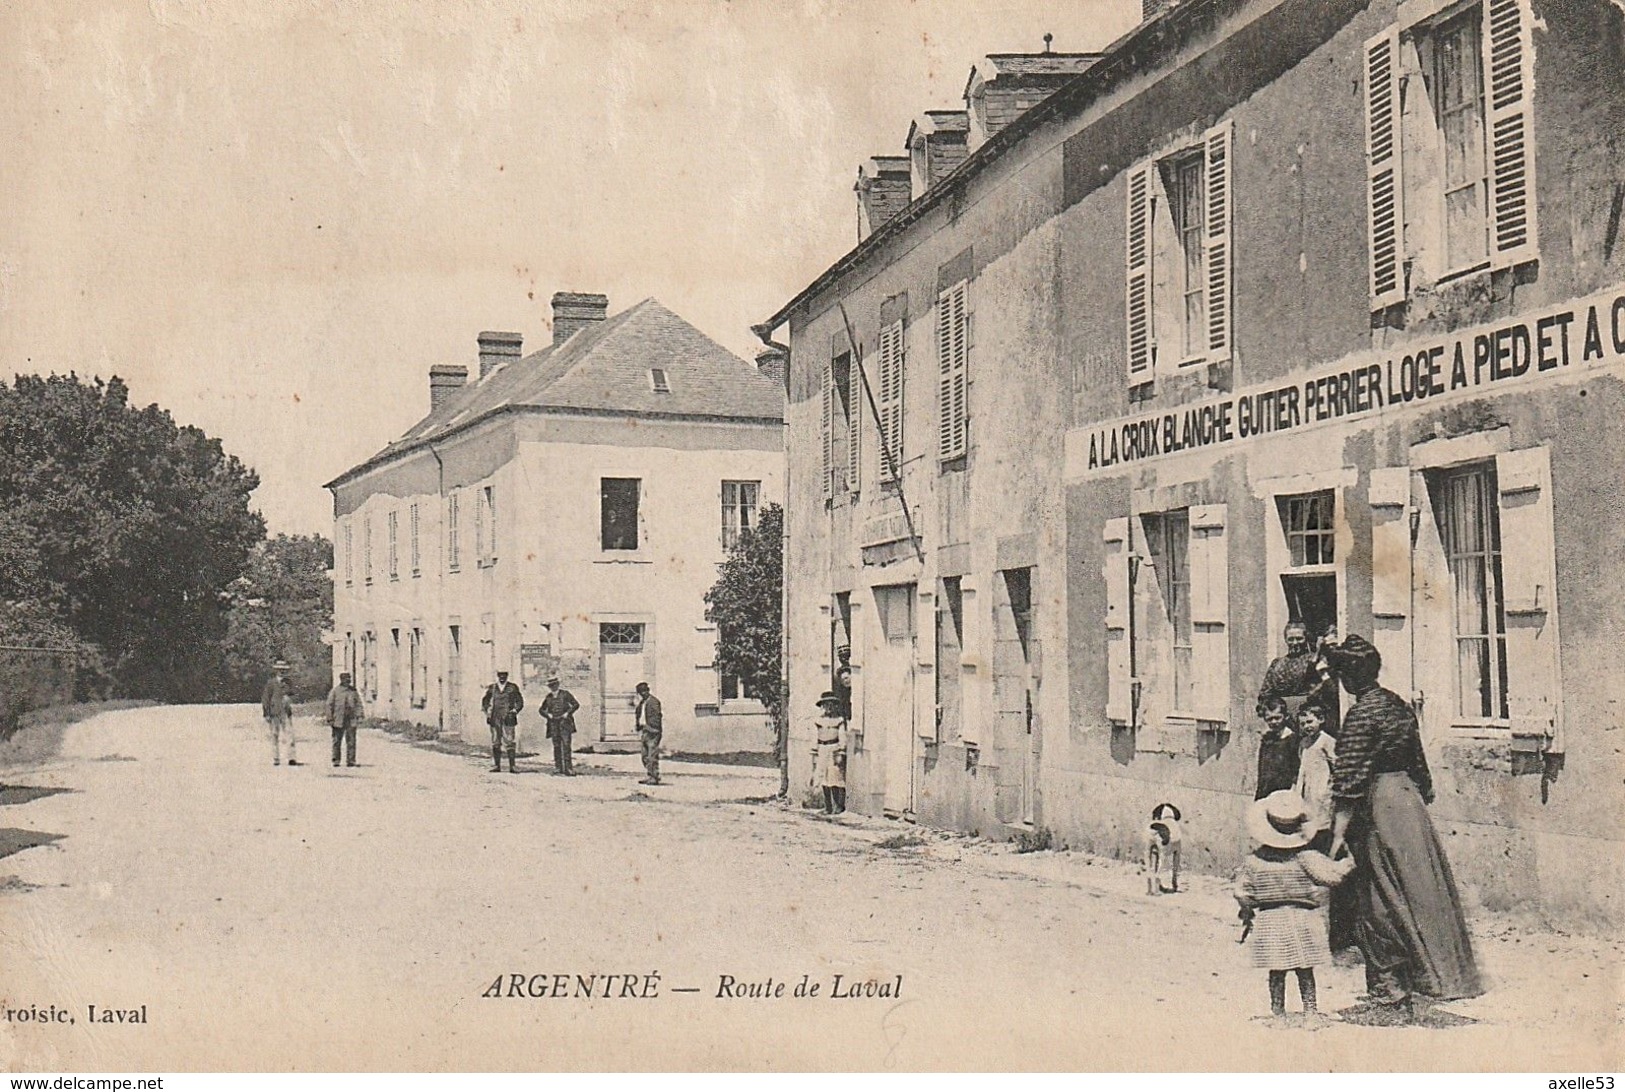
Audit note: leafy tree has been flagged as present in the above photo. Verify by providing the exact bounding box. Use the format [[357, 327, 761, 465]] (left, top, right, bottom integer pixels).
[[704, 502, 786, 793], [221, 534, 334, 700], [0, 374, 265, 701]]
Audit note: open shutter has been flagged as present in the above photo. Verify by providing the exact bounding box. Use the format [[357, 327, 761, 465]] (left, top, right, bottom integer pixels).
[[1188, 505, 1230, 724], [1484, 0, 1537, 267], [878, 321, 905, 483], [1368, 467, 1414, 701], [1103, 517, 1135, 725], [820, 360, 834, 500], [1496, 447, 1561, 751], [1126, 164, 1154, 380], [937, 282, 969, 461], [847, 356, 862, 494], [1365, 26, 1405, 309], [1203, 121, 1234, 363]]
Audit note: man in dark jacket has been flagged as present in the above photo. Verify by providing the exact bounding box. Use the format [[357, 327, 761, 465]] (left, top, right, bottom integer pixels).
[[482, 670, 524, 774], [635, 681, 663, 786], [538, 674, 580, 776], [262, 660, 298, 767], [325, 672, 364, 768]]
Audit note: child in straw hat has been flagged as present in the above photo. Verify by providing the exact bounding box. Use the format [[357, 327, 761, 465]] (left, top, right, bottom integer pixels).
[[1234, 790, 1356, 1021]]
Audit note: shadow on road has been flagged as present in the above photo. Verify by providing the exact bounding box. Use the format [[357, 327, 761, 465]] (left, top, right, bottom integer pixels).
[[0, 785, 76, 807], [0, 828, 65, 861]]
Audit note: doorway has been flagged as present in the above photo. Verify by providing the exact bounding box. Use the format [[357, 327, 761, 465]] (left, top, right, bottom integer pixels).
[[872, 584, 918, 817], [445, 625, 463, 735], [599, 622, 648, 744]]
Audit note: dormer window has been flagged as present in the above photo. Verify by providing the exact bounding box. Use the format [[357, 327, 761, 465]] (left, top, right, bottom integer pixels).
[[649, 368, 671, 393]]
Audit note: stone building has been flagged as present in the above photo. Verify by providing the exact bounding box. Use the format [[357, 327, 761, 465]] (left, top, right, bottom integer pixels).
[[327, 293, 784, 755], [761, 0, 1625, 929]]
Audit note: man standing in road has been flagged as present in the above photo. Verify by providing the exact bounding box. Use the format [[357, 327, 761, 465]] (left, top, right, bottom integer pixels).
[[326, 671, 363, 768], [482, 669, 524, 774], [538, 674, 580, 776], [262, 660, 299, 767], [635, 681, 663, 786]]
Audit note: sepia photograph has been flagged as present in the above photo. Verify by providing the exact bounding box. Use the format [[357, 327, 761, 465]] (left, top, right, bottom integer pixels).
[[2, 0, 1623, 1077]]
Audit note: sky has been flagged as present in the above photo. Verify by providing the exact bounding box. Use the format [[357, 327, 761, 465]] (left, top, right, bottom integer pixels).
[[1, 0, 1142, 535]]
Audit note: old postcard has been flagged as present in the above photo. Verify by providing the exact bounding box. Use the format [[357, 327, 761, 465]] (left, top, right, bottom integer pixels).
[[2, 0, 1622, 1075]]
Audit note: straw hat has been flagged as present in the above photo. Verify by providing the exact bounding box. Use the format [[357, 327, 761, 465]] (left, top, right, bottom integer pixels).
[[1245, 790, 1317, 850], [815, 690, 843, 709]]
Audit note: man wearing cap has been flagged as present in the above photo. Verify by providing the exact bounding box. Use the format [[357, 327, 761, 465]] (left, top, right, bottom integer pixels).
[[261, 661, 298, 767], [634, 682, 663, 785], [482, 670, 525, 774], [325, 671, 364, 768], [538, 674, 581, 776]]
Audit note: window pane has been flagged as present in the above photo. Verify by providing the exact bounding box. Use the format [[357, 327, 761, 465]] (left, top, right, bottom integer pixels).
[[601, 479, 640, 550], [1458, 637, 1492, 718]]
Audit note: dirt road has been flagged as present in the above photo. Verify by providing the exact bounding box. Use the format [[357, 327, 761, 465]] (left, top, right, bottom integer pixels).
[[1, 705, 1618, 1071]]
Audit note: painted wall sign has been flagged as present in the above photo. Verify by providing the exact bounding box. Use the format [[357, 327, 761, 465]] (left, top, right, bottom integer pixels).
[[1065, 285, 1625, 481]]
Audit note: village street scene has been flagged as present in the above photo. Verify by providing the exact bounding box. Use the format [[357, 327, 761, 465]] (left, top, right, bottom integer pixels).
[[3, 0, 1625, 1076]]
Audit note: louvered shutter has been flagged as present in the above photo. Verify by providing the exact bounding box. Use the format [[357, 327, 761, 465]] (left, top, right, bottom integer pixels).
[[1126, 165, 1154, 379], [847, 356, 862, 494], [1484, 0, 1537, 267], [820, 360, 834, 500], [1103, 517, 1135, 725], [1203, 122, 1233, 362], [1496, 447, 1561, 750], [1368, 467, 1413, 700], [1365, 27, 1405, 308], [879, 321, 905, 483], [1188, 505, 1230, 724], [937, 281, 969, 461]]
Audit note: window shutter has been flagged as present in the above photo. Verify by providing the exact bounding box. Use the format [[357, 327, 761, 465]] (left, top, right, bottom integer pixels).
[[847, 358, 862, 494], [1496, 446, 1561, 750], [1103, 517, 1135, 725], [1368, 467, 1413, 700], [1203, 121, 1234, 363], [1125, 165, 1154, 379], [1484, 0, 1537, 267], [1188, 504, 1230, 724], [937, 282, 969, 461], [879, 321, 905, 483], [821, 360, 834, 500], [1365, 26, 1405, 309]]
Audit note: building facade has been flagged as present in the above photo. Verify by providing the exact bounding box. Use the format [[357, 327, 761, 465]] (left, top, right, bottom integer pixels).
[[328, 293, 784, 755], [765, 0, 1625, 929]]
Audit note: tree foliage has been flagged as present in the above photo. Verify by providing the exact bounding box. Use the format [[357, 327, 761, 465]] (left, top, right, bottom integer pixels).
[[221, 533, 334, 701], [0, 374, 265, 700], [704, 502, 784, 751]]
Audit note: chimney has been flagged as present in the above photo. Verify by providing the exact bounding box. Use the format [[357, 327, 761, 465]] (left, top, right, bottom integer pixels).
[[429, 364, 468, 411], [551, 292, 609, 346], [964, 50, 1102, 151], [855, 155, 913, 239], [754, 346, 787, 384], [476, 331, 523, 379]]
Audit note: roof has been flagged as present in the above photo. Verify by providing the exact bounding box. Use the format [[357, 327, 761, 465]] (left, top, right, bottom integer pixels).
[[328, 298, 783, 488], [763, 0, 1231, 333]]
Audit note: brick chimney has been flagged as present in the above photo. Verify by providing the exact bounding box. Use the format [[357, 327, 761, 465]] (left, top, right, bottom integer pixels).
[[754, 346, 787, 384], [429, 364, 468, 411], [856, 156, 912, 239], [476, 331, 523, 379], [551, 292, 609, 346]]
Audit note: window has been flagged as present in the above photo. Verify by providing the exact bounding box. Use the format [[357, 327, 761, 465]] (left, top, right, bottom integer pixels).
[[1276, 490, 1340, 646], [1126, 122, 1232, 381], [447, 491, 461, 572], [877, 319, 905, 483], [1433, 463, 1509, 721], [409, 627, 427, 708], [600, 621, 645, 646], [363, 517, 374, 586], [1281, 492, 1336, 567], [1145, 512, 1194, 713], [387, 511, 399, 581], [720, 670, 758, 702], [343, 521, 353, 587], [409, 503, 421, 577], [650, 368, 671, 393], [476, 485, 496, 566], [1365, 0, 1535, 307], [600, 478, 641, 551], [722, 481, 760, 550], [390, 628, 403, 704], [824, 350, 859, 500], [937, 281, 970, 462]]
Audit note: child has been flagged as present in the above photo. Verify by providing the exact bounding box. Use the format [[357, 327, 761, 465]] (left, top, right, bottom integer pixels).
[[1143, 802, 1183, 895], [1254, 697, 1300, 800], [1234, 790, 1355, 1022], [811, 691, 847, 815]]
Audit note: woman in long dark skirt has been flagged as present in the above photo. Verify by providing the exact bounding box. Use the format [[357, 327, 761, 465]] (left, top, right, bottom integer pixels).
[[1325, 635, 1482, 1016]]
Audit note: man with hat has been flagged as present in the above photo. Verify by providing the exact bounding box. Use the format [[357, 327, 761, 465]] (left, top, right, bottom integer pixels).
[[634, 682, 663, 785], [482, 669, 525, 774], [325, 671, 364, 768], [812, 690, 847, 814], [261, 660, 298, 767], [538, 673, 581, 776]]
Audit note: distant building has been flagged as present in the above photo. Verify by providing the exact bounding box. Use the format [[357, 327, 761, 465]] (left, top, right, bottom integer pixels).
[[326, 293, 784, 754], [763, 0, 1625, 930]]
